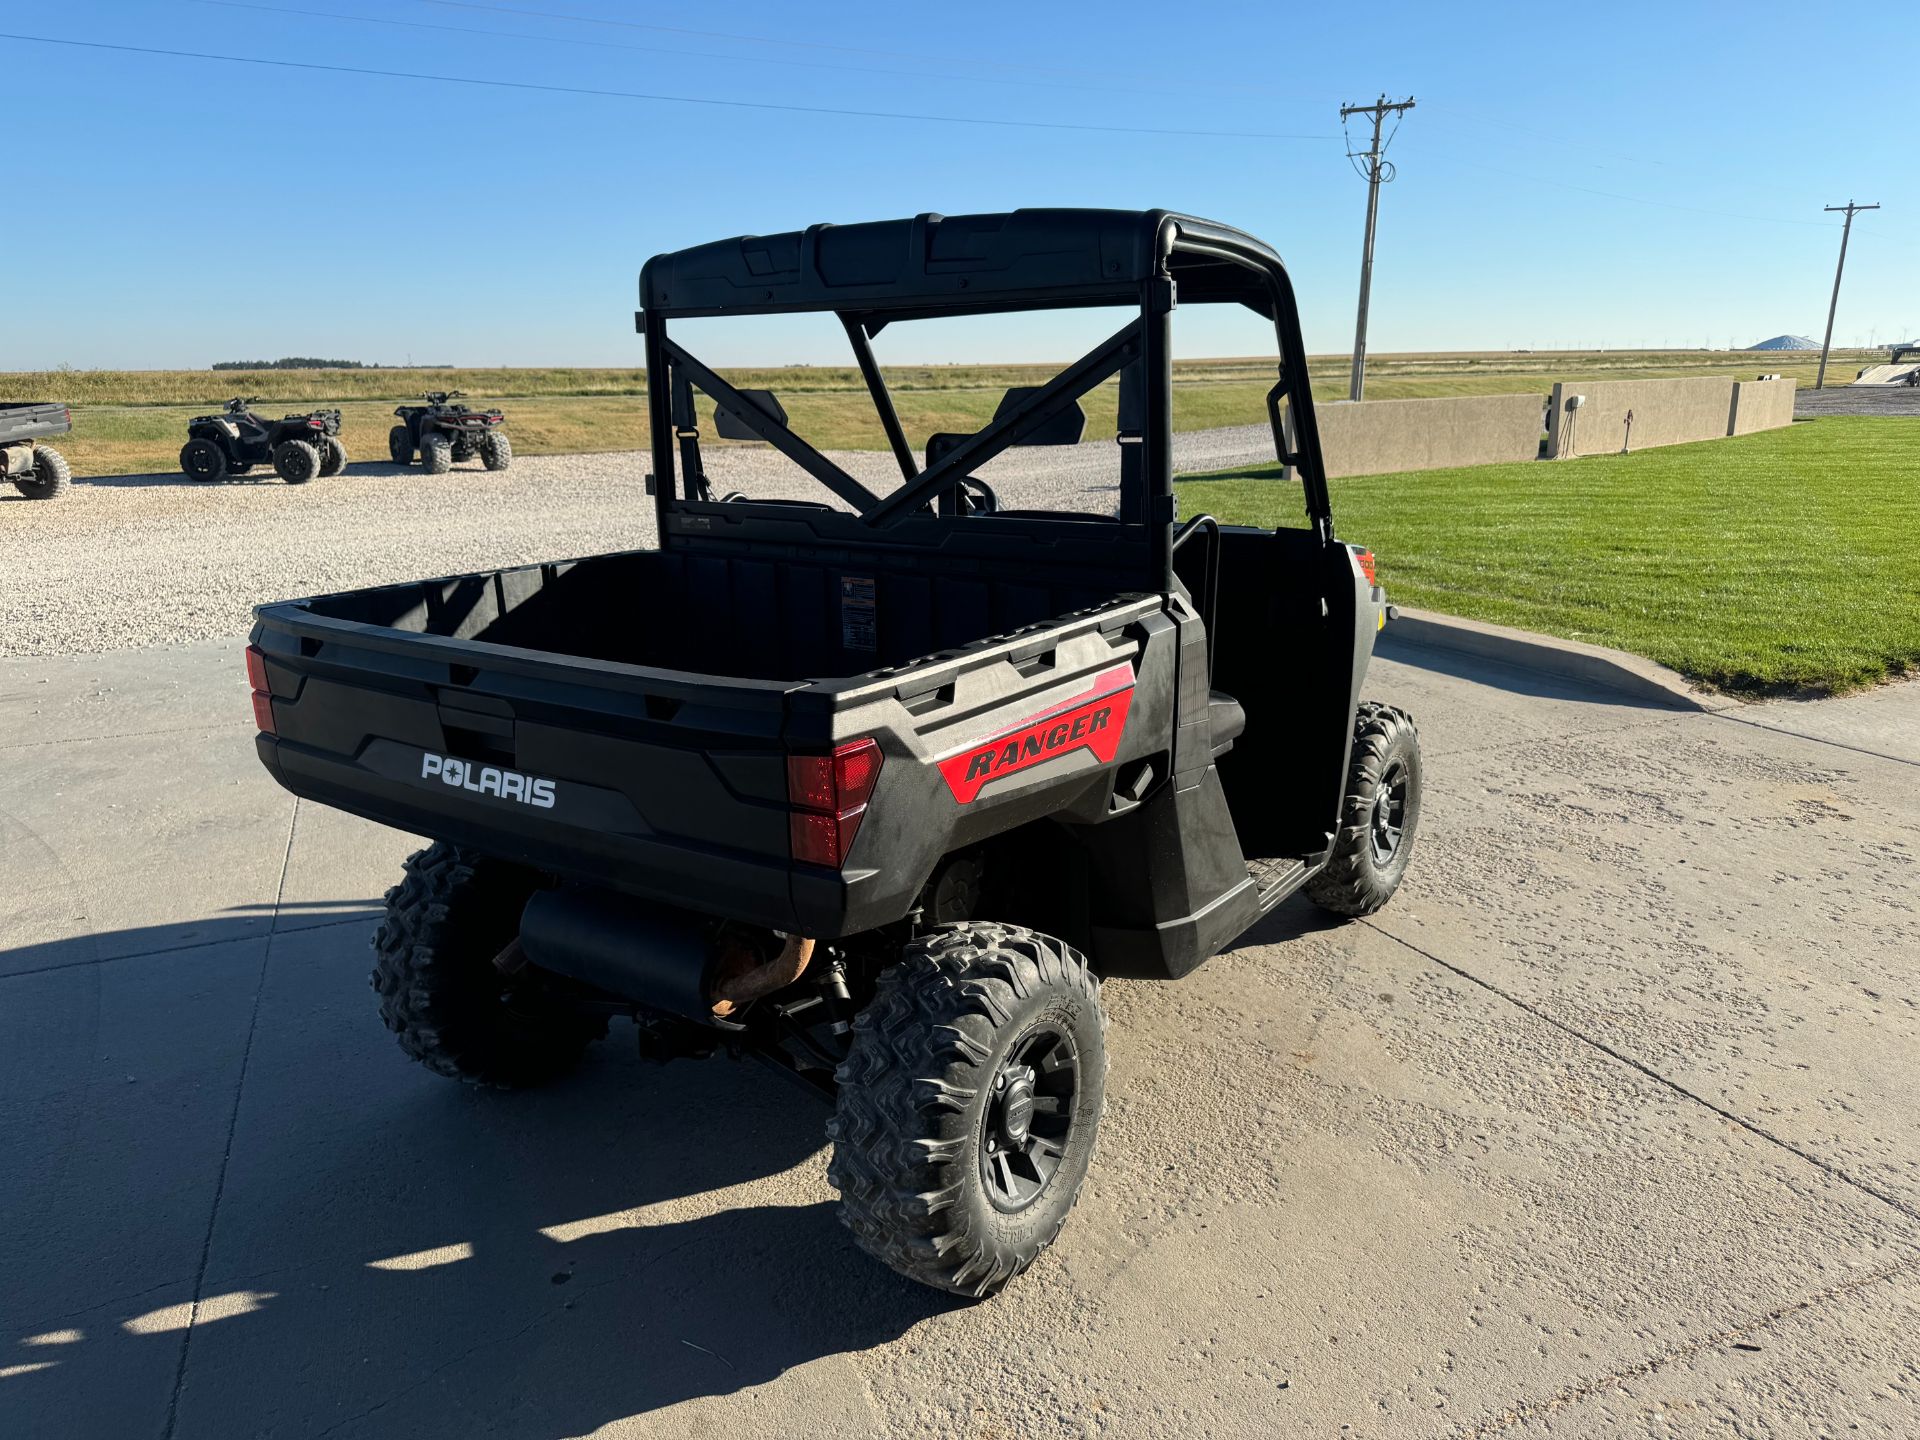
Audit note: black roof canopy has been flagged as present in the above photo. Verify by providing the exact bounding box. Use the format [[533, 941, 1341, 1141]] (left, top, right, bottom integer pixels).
[[639, 208, 1289, 323]]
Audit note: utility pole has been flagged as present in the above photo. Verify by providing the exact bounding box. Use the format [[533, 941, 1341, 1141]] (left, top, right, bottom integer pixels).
[[1340, 93, 1415, 401], [1816, 200, 1878, 389]]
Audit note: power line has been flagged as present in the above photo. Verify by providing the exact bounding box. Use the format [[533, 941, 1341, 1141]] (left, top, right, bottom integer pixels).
[[185, 0, 1258, 102], [1816, 200, 1879, 390], [0, 31, 1332, 139], [1339, 94, 1415, 401]]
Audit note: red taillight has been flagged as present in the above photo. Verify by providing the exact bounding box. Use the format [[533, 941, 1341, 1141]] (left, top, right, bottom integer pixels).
[[1355, 548, 1377, 586], [245, 645, 276, 734], [786, 737, 882, 868], [308, 418, 325, 429], [787, 754, 836, 812], [832, 740, 883, 806], [789, 810, 845, 868]]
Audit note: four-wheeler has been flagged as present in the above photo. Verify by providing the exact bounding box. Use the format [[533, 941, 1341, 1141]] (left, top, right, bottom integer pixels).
[[0, 402, 74, 500], [180, 398, 346, 484], [389, 392, 511, 474], [248, 210, 1424, 1298]]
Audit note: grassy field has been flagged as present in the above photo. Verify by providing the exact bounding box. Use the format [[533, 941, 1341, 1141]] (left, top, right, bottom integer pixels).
[[1176, 415, 1919, 696], [4, 348, 1872, 477]]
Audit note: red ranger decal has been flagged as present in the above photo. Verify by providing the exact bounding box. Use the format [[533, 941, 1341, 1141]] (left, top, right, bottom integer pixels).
[[938, 664, 1135, 804]]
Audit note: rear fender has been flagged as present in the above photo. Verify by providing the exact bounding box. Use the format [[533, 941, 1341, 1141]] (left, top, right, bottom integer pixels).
[[786, 597, 1172, 936]]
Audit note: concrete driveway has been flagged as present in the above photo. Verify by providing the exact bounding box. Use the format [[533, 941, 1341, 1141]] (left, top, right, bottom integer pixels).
[[2, 636, 1916, 1438]]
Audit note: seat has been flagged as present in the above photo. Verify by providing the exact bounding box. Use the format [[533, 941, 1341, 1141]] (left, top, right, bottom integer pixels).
[[1208, 689, 1246, 757]]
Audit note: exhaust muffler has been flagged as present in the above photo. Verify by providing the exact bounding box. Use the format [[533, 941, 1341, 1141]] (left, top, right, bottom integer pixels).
[[517, 888, 815, 1023]]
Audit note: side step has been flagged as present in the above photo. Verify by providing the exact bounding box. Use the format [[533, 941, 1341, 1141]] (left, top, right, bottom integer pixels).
[[1247, 856, 1306, 905]]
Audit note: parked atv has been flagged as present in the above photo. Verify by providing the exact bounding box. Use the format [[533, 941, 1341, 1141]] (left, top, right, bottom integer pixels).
[[389, 392, 511, 474], [180, 399, 346, 484], [0, 402, 74, 500], [249, 209, 1422, 1299]]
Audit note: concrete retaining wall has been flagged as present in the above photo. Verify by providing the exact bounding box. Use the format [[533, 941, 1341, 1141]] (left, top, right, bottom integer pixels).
[[1728, 377, 1798, 435], [1311, 393, 1546, 478], [1545, 377, 1736, 458], [1264, 375, 1795, 478]]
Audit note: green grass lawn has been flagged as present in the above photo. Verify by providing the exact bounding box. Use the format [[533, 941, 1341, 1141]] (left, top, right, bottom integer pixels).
[[1176, 416, 1920, 696]]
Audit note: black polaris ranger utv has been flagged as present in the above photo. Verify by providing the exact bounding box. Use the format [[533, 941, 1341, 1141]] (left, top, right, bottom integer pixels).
[[181, 398, 346, 483], [389, 391, 511, 474], [248, 210, 1422, 1297]]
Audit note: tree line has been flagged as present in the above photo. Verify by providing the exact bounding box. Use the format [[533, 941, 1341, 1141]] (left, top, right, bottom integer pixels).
[[211, 358, 367, 371]]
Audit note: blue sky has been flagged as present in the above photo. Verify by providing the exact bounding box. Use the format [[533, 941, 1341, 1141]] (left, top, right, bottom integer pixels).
[[5, 0, 1914, 369]]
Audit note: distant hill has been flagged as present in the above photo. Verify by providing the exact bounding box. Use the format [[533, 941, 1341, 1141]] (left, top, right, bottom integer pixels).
[[1746, 335, 1820, 351]]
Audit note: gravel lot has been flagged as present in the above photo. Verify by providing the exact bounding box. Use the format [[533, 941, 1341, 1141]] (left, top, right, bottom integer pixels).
[[1, 428, 1276, 659]]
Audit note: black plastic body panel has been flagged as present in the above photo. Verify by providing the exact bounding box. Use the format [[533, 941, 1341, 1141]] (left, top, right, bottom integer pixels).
[[252, 553, 1167, 941], [250, 531, 1381, 978], [641, 208, 1287, 321]]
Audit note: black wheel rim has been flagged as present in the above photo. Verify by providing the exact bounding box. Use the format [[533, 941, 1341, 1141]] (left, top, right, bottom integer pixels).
[[1370, 759, 1409, 866], [980, 1024, 1079, 1213]]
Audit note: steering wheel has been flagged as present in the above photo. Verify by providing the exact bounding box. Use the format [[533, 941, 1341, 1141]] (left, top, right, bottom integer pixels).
[[958, 477, 998, 514]]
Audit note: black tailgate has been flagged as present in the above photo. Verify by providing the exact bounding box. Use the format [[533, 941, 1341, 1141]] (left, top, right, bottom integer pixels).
[[252, 600, 807, 929], [0, 403, 71, 445]]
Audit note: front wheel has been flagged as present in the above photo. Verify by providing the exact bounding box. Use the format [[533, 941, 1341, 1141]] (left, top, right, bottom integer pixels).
[[481, 431, 512, 471], [272, 439, 320, 484], [179, 438, 227, 483], [318, 436, 348, 476], [419, 431, 453, 474], [370, 843, 606, 1087], [1305, 701, 1423, 917], [388, 424, 414, 465], [827, 922, 1107, 1298]]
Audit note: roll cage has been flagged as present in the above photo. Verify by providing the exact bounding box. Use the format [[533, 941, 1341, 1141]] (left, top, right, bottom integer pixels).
[[636, 209, 1335, 595]]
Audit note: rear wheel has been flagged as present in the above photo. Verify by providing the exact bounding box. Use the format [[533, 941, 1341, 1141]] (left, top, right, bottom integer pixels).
[[481, 431, 513, 471], [318, 436, 348, 476], [827, 922, 1106, 1297], [179, 438, 227, 483], [370, 843, 606, 1087], [272, 439, 320, 484], [15, 445, 73, 499], [420, 431, 453, 474], [388, 424, 414, 465], [1305, 702, 1422, 917]]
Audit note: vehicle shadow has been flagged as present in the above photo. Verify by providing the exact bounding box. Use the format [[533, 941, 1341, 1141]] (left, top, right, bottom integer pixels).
[[78, 461, 433, 489], [77, 469, 281, 489], [1, 910, 956, 1438], [1224, 890, 1351, 951], [1375, 629, 1688, 709]]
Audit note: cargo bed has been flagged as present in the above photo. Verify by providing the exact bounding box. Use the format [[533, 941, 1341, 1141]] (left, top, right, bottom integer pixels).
[[0, 402, 71, 446], [252, 547, 1161, 937]]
